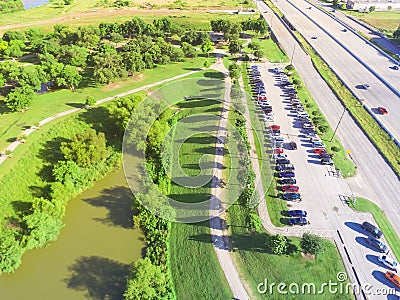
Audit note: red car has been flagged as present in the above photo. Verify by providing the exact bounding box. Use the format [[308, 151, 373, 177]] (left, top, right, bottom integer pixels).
[[378, 106, 388, 115], [313, 148, 327, 154], [282, 185, 299, 192], [273, 148, 284, 154], [258, 95, 267, 101], [270, 125, 280, 131]]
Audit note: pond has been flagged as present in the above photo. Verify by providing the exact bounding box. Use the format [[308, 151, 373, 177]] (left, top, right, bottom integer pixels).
[[21, 0, 49, 9], [0, 168, 145, 300]]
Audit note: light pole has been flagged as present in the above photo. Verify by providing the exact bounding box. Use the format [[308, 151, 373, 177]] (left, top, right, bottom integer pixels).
[[329, 102, 363, 142], [290, 44, 296, 65]]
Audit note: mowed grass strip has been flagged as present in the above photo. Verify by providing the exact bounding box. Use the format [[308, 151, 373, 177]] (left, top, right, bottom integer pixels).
[[169, 97, 233, 299], [228, 203, 353, 300], [244, 38, 289, 63], [351, 198, 400, 262]]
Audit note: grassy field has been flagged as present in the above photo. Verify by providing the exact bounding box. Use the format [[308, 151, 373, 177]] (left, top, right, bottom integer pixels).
[[228, 203, 352, 300], [0, 56, 214, 151], [344, 10, 400, 35], [244, 38, 289, 63], [349, 198, 400, 262], [0, 6, 256, 33], [167, 93, 233, 299]]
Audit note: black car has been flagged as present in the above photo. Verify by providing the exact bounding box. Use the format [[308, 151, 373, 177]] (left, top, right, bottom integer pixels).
[[321, 157, 334, 165], [289, 141, 297, 150], [279, 178, 297, 185], [281, 193, 301, 201], [287, 210, 307, 217], [366, 236, 388, 253], [276, 164, 295, 171], [362, 221, 383, 238]]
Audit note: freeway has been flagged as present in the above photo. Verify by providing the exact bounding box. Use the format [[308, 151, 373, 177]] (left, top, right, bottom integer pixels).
[[255, 0, 400, 298], [270, 0, 400, 143]]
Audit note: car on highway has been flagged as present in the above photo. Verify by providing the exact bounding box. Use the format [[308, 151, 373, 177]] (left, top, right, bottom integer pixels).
[[289, 217, 308, 226], [279, 178, 296, 185], [289, 141, 297, 150], [362, 83, 370, 89], [366, 236, 388, 253], [342, 28, 347, 32], [378, 255, 398, 272], [385, 271, 400, 288], [287, 210, 307, 217], [377, 106, 388, 115], [362, 221, 383, 238], [393, 65, 399, 70], [281, 193, 301, 201], [278, 171, 295, 178], [282, 185, 299, 192], [311, 35, 318, 39]]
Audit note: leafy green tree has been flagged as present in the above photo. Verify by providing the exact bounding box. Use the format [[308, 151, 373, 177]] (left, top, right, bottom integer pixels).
[[124, 258, 168, 300], [247, 212, 262, 232], [0, 39, 8, 54], [229, 63, 240, 80], [181, 42, 197, 58], [203, 60, 211, 69], [108, 94, 143, 132], [92, 47, 126, 84], [301, 233, 324, 257], [270, 234, 288, 255], [60, 128, 108, 167], [181, 30, 198, 45], [110, 32, 124, 44], [170, 48, 185, 62], [201, 41, 214, 57], [61, 65, 82, 91], [52, 160, 84, 185], [85, 95, 96, 107], [2, 30, 25, 42], [59, 45, 88, 67], [5, 84, 35, 111], [20, 68, 41, 91], [0, 231, 23, 273], [75, 26, 100, 48], [0, 61, 22, 82], [3, 39, 25, 58], [0, 73, 5, 88], [122, 17, 146, 38], [123, 51, 145, 73], [369, 5, 375, 12], [229, 39, 242, 55], [254, 49, 264, 60]]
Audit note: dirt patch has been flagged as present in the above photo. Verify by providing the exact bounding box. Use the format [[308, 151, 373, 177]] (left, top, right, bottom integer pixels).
[[301, 252, 315, 260], [102, 82, 123, 91]]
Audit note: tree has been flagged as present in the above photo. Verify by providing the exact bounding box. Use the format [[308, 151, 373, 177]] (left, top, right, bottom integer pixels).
[[92, 47, 126, 84], [75, 26, 100, 48], [268, 234, 288, 255], [59, 45, 88, 67], [122, 17, 146, 38], [254, 49, 264, 60], [332, 0, 339, 7], [181, 30, 198, 45], [2, 30, 25, 42], [61, 65, 82, 91], [108, 94, 143, 132], [181, 42, 197, 58], [368, 5, 375, 12], [0, 231, 23, 273], [203, 60, 211, 69], [0, 73, 5, 88], [247, 212, 262, 232], [300, 233, 324, 257], [124, 258, 168, 300], [85, 95, 96, 107], [5, 85, 35, 111], [229, 39, 242, 55], [170, 48, 185, 62], [109, 32, 124, 45], [201, 41, 214, 57], [393, 25, 400, 38], [52, 160, 84, 185], [60, 128, 108, 167], [229, 63, 240, 80], [20, 68, 41, 91], [3, 39, 25, 58], [0, 61, 22, 83]]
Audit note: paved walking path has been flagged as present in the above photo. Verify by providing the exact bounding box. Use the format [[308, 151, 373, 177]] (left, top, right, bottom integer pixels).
[[0, 69, 202, 165], [209, 57, 250, 300]]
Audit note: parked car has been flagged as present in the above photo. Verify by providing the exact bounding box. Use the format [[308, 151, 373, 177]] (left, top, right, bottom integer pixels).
[[273, 148, 284, 154], [377, 106, 388, 115], [263, 114, 274, 122], [366, 236, 388, 253], [282, 185, 299, 192], [281, 193, 301, 201], [289, 217, 308, 226], [313, 148, 327, 154], [287, 210, 307, 217], [321, 157, 334, 165], [279, 178, 296, 185], [385, 271, 400, 288], [378, 255, 398, 272], [276, 159, 290, 165], [362, 221, 383, 238], [289, 141, 297, 150], [312, 141, 325, 148], [263, 106, 273, 113], [320, 153, 333, 159], [278, 171, 295, 178], [302, 123, 314, 129], [276, 164, 295, 171], [270, 125, 280, 131]]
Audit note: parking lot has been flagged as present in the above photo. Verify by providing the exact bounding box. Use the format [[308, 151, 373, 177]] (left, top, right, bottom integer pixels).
[[248, 62, 400, 298]]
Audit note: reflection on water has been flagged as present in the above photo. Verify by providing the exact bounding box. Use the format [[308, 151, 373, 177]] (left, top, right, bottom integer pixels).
[[21, 0, 49, 9], [0, 168, 145, 300]]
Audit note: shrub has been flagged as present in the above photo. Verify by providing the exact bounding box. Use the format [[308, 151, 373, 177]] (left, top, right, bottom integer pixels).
[[268, 234, 288, 255], [300, 233, 324, 257], [331, 145, 340, 152]]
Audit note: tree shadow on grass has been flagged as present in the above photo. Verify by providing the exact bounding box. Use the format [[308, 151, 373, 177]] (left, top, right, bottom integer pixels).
[[83, 186, 134, 229], [11, 200, 32, 217], [63, 256, 130, 300]]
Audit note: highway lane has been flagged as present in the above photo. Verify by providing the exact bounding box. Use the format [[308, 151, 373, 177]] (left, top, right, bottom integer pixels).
[[272, 0, 400, 143], [256, 0, 400, 297]]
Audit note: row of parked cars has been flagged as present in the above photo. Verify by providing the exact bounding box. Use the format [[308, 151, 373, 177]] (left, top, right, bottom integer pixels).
[[361, 221, 400, 288], [274, 67, 334, 166], [248, 65, 308, 226]]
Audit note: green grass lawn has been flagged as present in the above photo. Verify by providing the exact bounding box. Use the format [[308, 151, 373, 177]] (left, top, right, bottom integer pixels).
[[244, 38, 289, 63], [167, 95, 233, 299], [228, 203, 353, 300], [0, 56, 214, 151], [350, 198, 400, 262], [344, 10, 400, 35]]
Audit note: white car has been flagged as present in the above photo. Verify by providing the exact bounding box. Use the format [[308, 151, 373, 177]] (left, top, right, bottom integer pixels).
[[378, 255, 398, 272], [263, 114, 274, 122]]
